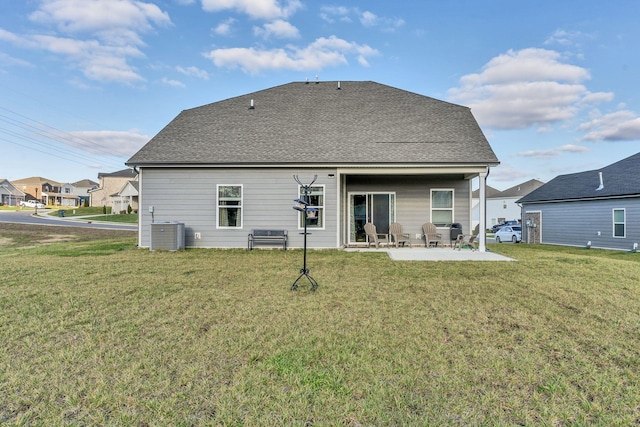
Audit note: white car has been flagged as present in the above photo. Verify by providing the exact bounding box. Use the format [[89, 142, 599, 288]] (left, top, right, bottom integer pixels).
[[495, 225, 521, 243], [19, 200, 45, 209]]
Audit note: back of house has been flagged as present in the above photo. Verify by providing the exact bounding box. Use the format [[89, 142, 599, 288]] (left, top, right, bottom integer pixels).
[[127, 81, 500, 250]]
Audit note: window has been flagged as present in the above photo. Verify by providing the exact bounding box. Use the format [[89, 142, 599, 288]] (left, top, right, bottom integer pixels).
[[298, 185, 324, 229], [613, 209, 625, 238], [217, 185, 242, 228], [431, 189, 454, 227]]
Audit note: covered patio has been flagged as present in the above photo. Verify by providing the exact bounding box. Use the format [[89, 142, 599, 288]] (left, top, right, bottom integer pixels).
[[345, 247, 514, 261]]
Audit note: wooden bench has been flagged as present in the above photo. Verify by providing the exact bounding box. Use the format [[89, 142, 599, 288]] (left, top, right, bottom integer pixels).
[[248, 229, 288, 250]]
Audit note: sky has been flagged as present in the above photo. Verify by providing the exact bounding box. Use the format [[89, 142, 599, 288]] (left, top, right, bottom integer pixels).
[[1, 0, 639, 190]]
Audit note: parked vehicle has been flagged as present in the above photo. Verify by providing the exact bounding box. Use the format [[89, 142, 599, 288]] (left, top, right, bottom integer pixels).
[[491, 220, 519, 233], [495, 225, 521, 243], [19, 200, 45, 209]]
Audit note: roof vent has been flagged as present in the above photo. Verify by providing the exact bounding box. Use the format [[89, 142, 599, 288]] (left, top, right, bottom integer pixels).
[[248, 99, 255, 110], [596, 172, 604, 191], [305, 77, 309, 84], [315, 74, 319, 84], [337, 81, 341, 90]]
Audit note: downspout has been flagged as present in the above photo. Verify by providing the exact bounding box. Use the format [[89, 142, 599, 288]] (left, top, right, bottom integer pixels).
[[134, 166, 142, 247]]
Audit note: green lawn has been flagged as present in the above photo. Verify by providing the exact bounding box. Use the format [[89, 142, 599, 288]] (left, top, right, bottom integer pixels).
[[1, 223, 639, 425], [44, 206, 138, 224]]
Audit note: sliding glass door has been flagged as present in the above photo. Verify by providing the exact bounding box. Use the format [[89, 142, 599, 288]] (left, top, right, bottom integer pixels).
[[348, 193, 395, 245]]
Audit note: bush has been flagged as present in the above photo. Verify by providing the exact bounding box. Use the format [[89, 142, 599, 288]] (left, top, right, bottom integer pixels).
[[102, 205, 106, 215], [127, 204, 132, 214]]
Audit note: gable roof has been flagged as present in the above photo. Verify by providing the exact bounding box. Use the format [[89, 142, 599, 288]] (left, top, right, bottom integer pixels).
[[497, 179, 545, 198], [0, 179, 25, 196], [72, 179, 99, 187], [472, 185, 501, 199], [11, 176, 62, 187], [518, 152, 640, 203], [98, 168, 137, 179], [127, 81, 499, 167]]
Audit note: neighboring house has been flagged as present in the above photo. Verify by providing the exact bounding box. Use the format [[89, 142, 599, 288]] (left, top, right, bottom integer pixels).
[[111, 180, 139, 213], [126, 81, 500, 251], [473, 179, 544, 230], [72, 179, 99, 205], [10, 176, 76, 206], [89, 168, 138, 208], [471, 184, 501, 230], [517, 152, 640, 251], [0, 179, 25, 206]]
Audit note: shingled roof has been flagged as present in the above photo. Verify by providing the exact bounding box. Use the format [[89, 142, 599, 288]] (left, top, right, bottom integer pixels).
[[127, 81, 499, 167], [518, 152, 640, 203], [498, 179, 545, 198]]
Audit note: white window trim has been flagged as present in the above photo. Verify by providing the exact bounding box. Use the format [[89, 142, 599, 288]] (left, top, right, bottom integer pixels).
[[430, 188, 455, 227], [217, 184, 243, 229], [297, 184, 325, 230], [613, 208, 625, 238]]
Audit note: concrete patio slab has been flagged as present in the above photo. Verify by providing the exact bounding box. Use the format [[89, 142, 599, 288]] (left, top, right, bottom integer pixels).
[[345, 247, 515, 261]]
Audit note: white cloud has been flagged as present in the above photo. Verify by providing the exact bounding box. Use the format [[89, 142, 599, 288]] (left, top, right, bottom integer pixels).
[[68, 130, 149, 156], [319, 6, 352, 23], [201, 0, 302, 20], [0, 0, 173, 84], [580, 110, 640, 141], [319, 7, 404, 31], [449, 48, 612, 130], [213, 18, 237, 36], [29, 0, 171, 45], [488, 166, 532, 183], [459, 48, 589, 86], [25, 32, 146, 83], [253, 19, 300, 39], [176, 65, 209, 80], [204, 36, 378, 74], [161, 77, 186, 88], [544, 29, 592, 47], [360, 11, 378, 27], [516, 144, 589, 158], [0, 52, 33, 68], [359, 11, 404, 31]]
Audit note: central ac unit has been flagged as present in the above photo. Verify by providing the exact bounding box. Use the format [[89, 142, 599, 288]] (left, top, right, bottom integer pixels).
[[150, 222, 185, 251]]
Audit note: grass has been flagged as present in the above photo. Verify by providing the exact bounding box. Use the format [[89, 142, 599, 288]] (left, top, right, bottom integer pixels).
[[80, 213, 138, 224], [41, 206, 139, 224], [1, 223, 640, 425]]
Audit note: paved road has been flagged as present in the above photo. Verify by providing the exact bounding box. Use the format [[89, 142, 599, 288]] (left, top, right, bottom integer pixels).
[[0, 209, 137, 231]]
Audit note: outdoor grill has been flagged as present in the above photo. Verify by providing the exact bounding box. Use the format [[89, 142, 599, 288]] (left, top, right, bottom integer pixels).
[[450, 223, 462, 243]]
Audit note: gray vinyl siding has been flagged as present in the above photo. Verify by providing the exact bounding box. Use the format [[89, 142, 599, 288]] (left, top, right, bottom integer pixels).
[[344, 175, 471, 245], [138, 167, 338, 249], [522, 197, 640, 251]]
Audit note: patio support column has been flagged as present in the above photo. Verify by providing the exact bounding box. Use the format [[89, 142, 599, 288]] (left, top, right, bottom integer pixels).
[[478, 172, 488, 252]]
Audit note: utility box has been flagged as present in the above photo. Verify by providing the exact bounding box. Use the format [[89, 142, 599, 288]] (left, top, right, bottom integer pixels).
[[150, 222, 185, 251]]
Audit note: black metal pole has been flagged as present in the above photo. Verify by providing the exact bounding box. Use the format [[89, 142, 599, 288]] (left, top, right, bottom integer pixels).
[[291, 177, 318, 291]]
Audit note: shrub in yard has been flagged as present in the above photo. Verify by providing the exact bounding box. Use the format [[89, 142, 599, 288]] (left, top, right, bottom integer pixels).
[[102, 205, 106, 215], [127, 204, 132, 214]]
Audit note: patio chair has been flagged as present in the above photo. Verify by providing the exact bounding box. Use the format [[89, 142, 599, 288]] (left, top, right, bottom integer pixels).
[[422, 223, 442, 248], [364, 222, 389, 248], [389, 222, 411, 247], [454, 225, 480, 251]]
